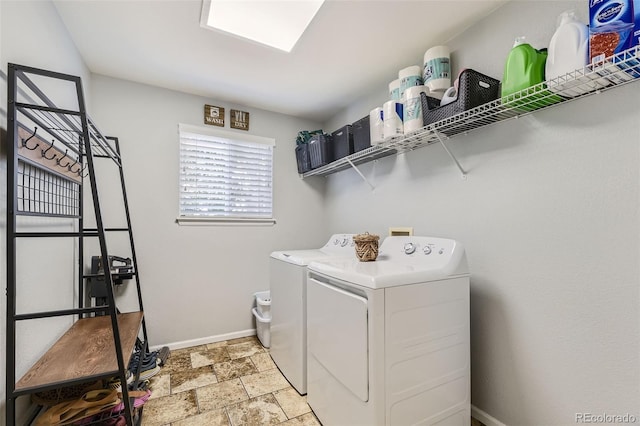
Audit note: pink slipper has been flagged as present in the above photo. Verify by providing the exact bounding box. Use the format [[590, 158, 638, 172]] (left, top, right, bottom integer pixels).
[[111, 389, 151, 413]]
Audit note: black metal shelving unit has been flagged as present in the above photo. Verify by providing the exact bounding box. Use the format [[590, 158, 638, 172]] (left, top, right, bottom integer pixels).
[[5, 63, 148, 425]]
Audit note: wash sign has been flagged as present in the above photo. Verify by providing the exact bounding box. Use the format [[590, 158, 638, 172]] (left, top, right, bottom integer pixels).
[[204, 105, 225, 127]]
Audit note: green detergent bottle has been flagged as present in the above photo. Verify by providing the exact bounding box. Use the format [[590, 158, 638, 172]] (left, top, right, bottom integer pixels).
[[501, 36, 562, 111]]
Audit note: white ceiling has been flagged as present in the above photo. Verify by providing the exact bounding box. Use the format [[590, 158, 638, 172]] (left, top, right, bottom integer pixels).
[[53, 0, 508, 123]]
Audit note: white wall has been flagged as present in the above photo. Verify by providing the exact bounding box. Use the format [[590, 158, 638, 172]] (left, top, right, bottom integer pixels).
[[2, 1, 639, 425], [0, 1, 91, 425], [322, 1, 640, 425], [88, 74, 326, 348]]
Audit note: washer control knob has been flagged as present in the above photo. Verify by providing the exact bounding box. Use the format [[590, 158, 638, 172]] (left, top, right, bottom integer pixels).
[[404, 243, 416, 255], [423, 246, 432, 255], [341, 238, 349, 247]]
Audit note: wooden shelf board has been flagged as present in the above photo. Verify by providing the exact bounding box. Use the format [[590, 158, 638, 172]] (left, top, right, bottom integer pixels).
[[15, 311, 143, 393]]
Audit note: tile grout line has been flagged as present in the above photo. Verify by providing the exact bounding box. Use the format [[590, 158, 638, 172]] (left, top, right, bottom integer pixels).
[[224, 379, 251, 426], [248, 354, 258, 372], [270, 390, 292, 421], [223, 406, 232, 426], [256, 351, 298, 421]]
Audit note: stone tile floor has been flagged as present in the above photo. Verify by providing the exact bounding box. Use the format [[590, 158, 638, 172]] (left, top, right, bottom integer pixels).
[[141, 335, 486, 426], [141, 336, 320, 426]]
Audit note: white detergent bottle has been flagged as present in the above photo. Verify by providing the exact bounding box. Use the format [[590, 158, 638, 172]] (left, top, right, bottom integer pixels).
[[545, 10, 590, 97]]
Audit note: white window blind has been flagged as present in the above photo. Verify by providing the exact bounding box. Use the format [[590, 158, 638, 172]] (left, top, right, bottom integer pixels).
[[178, 124, 274, 222]]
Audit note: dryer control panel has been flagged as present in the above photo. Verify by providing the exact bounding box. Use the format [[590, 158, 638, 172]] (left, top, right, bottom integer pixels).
[[381, 236, 457, 261]]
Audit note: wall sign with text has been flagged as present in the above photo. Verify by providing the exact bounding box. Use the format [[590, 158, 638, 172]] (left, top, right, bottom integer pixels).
[[204, 105, 225, 127], [230, 109, 250, 131]]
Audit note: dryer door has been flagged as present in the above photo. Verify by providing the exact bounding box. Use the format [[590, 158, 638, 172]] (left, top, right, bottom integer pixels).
[[307, 277, 369, 402]]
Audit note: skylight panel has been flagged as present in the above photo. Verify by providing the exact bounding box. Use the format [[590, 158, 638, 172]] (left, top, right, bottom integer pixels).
[[201, 0, 325, 52]]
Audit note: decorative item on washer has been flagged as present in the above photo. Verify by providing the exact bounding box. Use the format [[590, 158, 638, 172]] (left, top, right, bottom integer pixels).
[[353, 232, 380, 262]]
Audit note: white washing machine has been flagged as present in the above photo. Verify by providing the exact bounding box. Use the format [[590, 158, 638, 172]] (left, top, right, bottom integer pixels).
[[269, 234, 356, 395], [306, 236, 470, 426]]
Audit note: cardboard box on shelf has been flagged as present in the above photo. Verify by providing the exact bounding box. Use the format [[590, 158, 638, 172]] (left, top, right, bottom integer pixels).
[[589, 0, 634, 62]]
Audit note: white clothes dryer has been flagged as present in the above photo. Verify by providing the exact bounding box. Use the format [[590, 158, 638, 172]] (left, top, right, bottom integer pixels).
[[269, 234, 356, 395], [306, 236, 470, 426]]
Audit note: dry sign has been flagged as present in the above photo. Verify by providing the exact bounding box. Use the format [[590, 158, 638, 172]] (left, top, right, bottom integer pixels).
[[204, 105, 225, 127], [230, 109, 250, 131]]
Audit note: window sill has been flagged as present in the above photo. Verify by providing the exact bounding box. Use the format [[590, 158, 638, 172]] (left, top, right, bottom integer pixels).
[[176, 217, 276, 226]]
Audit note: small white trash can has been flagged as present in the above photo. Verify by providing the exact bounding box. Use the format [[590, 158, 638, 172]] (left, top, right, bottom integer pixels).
[[253, 291, 271, 348], [252, 307, 271, 348], [254, 291, 271, 320]]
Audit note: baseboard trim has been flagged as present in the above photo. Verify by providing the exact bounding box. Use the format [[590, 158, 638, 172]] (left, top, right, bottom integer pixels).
[[149, 328, 256, 351], [472, 405, 507, 426]]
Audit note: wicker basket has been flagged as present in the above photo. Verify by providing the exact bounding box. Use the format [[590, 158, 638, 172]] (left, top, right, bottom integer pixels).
[[353, 232, 380, 262]]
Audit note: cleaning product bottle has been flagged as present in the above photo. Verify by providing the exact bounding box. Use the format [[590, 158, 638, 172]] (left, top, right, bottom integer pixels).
[[501, 36, 547, 96], [501, 36, 562, 110], [545, 10, 589, 97]]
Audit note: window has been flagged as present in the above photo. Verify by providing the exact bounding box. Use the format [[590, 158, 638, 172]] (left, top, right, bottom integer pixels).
[[178, 123, 275, 224]]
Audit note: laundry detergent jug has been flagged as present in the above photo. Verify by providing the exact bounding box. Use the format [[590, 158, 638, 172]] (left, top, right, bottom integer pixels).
[[546, 10, 593, 97], [501, 36, 562, 111]]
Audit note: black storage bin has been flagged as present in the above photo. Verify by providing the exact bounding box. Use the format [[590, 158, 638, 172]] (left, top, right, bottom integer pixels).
[[331, 125, 354, 160], [308, 134, 332, 169], [421, 69, 500, 129], [352, 116, 370, 152], [423, 95, 441, 110], [295, 143, 311, 174]]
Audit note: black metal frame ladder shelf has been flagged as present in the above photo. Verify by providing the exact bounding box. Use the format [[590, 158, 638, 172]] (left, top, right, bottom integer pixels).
[[6, 63, 148, 426]]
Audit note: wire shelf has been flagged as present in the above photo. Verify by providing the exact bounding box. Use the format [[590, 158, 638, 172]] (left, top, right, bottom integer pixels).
[[301, 144, 397, 177], [302, 46, 640, 178], [14, 68, 121, 165]]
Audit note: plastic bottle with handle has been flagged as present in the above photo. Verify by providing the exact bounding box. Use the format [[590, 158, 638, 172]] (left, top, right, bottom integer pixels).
[[545, 10, 597, 97], [501, 36, 562, 110]]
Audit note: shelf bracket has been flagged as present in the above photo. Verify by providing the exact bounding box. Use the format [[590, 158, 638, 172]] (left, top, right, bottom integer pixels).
[[345, 157, 375, 190], [434, 131, 467, 179]]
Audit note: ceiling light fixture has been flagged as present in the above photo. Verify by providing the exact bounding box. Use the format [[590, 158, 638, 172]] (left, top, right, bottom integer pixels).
[[200, 0, 325, 53]]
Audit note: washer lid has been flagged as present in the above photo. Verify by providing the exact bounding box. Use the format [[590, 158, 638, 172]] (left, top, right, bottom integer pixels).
[[270, 234, 356, 266], [270, 249, 331, 266]]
